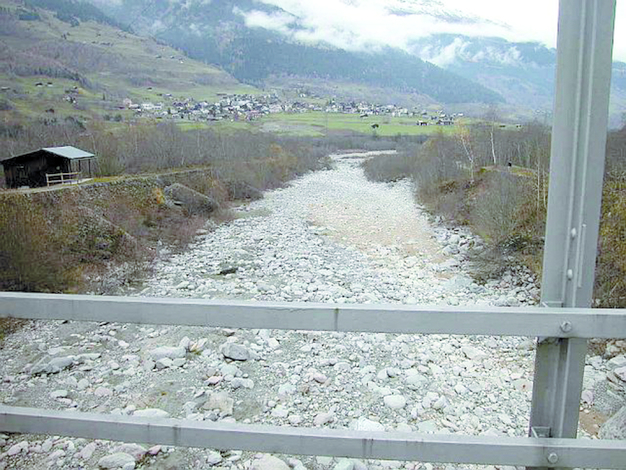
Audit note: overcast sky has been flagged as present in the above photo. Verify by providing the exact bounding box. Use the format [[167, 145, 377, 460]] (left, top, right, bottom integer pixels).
[[245, 0, 626, 62]]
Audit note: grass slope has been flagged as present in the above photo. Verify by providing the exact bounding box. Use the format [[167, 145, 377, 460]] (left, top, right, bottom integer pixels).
[[262, 112, 462, 137], [0, 0, 257, 121]]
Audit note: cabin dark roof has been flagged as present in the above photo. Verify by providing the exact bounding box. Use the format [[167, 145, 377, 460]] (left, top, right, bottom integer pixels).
[[1, 146, 95, 165]]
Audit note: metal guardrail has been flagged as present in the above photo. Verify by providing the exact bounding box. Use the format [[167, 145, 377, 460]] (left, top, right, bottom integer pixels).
[[0, 293, 625, 338], [0, 293, 625, 469], [1, 1, 624, 469]]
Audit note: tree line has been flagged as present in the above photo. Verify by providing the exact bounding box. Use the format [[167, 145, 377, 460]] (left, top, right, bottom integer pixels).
[[363, 120, 626, 308]]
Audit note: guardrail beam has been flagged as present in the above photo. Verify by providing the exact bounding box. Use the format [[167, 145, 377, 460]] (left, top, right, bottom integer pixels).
[[1, 292, 626, 338], [1, 406, 626, 468]]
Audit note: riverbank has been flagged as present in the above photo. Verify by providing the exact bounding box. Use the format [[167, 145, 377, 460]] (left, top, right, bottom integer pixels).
[[0, 151, 624, 470]]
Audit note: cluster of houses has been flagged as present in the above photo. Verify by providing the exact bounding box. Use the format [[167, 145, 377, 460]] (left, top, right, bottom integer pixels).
[[122, 92, 461, 126], [325, 100, 460, 125], [122, 93, 302, 122]]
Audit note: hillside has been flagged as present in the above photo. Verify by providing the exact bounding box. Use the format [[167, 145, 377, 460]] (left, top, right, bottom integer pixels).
[[90, 0, 504, 105], [0, 0, 255, 122], [410, 34, 626, 126]]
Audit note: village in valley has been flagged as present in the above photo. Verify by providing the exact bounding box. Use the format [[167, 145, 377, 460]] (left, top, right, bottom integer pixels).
[[121, 90, 461, 126]]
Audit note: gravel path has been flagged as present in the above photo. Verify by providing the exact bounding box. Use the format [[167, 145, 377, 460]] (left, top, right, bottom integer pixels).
[[0, 151, 621, 470]]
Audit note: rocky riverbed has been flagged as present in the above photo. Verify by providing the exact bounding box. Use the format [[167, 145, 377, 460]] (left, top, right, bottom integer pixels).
[[0, 151, 624, 470]]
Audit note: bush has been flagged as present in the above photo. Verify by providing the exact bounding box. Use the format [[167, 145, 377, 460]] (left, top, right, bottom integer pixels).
[[0, 195, 72, 291], [472, 171, 528, 244], [595, 181, 626, 307], [361, 151, 418, 183]]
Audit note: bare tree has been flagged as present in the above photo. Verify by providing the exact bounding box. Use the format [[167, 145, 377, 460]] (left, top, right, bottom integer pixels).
[[456, 122, 476, 182], [483, 105, 500, 166]]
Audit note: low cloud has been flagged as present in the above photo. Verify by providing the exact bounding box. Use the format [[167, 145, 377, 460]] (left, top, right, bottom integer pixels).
[[238, 9, 297, 36], [237, 0, 550, 56], [418, 38, 524, 67]]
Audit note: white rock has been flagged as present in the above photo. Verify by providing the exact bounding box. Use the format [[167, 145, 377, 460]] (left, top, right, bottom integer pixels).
[[314, 411, 334, 426], [513, 379, 532, 392], [461, 346, 487, 360], [204, 392, 234, 415], [133, 409, 170, 418], [317, 456, 334, 466], [313, 373, 328, 384], [179, 336, 191, 350], [220, 363, 240, 376], [50, 389, 68, 399], [156, 358, 173, 369], [384, 395, 407, 409], [97, 452, 135, 469], [77, 378, 90, 390], [221, 343, 249, 361], [42, 439, 53, 452], [147, 445, 161, 456], [149, 347, 186, 361], [95, 387, 113, 397], [432, 396, 447, 410], [231, 378, 254, 389], [288, 414, 303, 425], [111, 444, 146, 462], [614, 366, 626, 381], [79, 442, 97, 460], [272, 405, 289, 418], [206, 376, 222, 385], [278, 383, 296, 395], [206, 451, 222, 465], [454, 383, 467, 394], [418, 420, 438, 433], [47, 449, 65, 461], [250, 455, 290, 470], [349, 417, 384, 432], [7, 441, 28, 456], [171, 358, 186, 368]]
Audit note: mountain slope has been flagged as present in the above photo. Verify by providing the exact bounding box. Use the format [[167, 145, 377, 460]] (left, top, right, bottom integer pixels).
[[410, 33, 626, 126], [92, 0, 504, 105], [0, 0, 253, 121]]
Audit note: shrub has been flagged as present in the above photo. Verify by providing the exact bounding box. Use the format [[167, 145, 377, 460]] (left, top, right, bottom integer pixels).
[[361, 151, 418, 183], [0, 195, 71, 291], [472, 171, 529, 244], [595, 181, 626, 307]]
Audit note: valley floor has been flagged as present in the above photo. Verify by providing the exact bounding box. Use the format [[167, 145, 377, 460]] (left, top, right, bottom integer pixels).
[[0, 152, 621, 470]]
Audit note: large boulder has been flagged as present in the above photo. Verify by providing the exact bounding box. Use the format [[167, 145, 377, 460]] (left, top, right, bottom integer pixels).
[[599, 405, 626, 440], [225, 181, 263, 200], [163, 183, 218, 215]]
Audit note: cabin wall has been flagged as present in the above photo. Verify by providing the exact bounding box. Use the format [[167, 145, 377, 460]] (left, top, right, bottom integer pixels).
[[3, 154, 69, 188]]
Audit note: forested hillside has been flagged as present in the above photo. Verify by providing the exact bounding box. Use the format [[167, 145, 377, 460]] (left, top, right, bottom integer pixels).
[[91, 0, 504, 105]]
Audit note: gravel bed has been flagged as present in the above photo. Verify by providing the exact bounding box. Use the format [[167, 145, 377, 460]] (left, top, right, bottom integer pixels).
[[1, 152, 624, 470]]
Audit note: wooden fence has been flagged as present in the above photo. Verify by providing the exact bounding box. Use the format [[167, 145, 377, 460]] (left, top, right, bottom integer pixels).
[[46, 171, 81, 186]]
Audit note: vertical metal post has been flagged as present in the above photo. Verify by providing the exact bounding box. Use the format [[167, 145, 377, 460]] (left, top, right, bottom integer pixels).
[[528, 1, 615, 469]]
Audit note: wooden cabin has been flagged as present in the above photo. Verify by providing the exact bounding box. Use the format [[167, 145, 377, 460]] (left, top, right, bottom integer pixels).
[[1, 146, 95, 189]]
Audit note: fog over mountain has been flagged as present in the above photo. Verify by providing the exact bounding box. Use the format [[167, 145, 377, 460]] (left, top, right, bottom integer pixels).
[[90, 0, 626, 123]]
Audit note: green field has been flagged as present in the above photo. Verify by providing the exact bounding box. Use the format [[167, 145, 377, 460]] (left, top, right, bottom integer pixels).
[[259, 111, 462, 136]]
